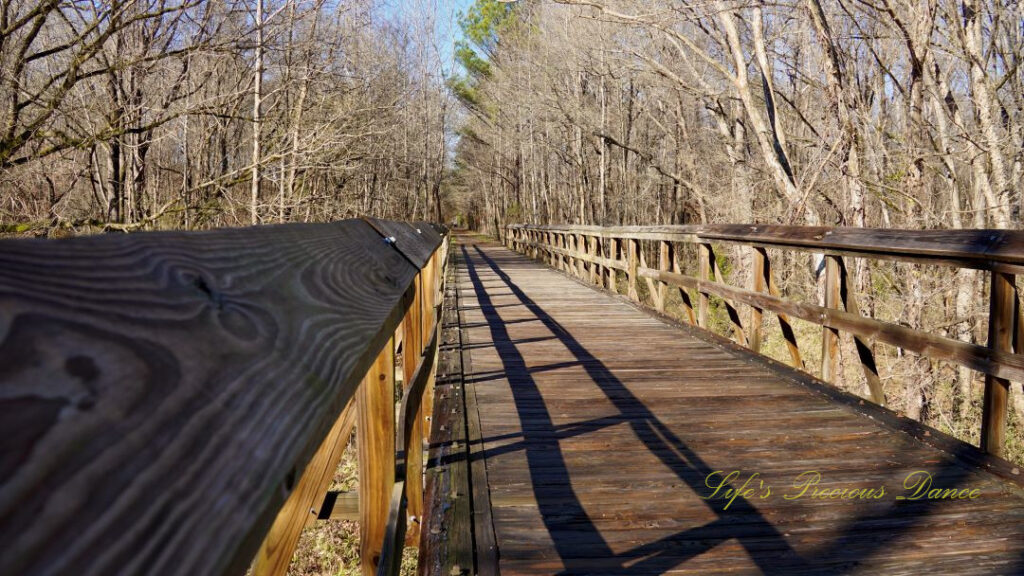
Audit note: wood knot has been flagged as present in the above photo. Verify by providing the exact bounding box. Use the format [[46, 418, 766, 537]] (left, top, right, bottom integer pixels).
[[65, 355, 99, 383]]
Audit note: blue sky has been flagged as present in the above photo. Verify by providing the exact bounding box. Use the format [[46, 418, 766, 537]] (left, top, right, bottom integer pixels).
[[377, 0, 477, 75]]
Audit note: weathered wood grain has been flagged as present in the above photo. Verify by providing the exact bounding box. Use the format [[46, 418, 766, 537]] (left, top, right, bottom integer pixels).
[[418, 256, 474, 575], [982, 272, 1015, 457], [0, 220, 425, 576], [363, 218, 439, 269], [698, 225, 1024, 271], [377, 328, 438, 576], [821, 255, 841, 384], [509, 223, 1024, 271], [252, 400, 357, 576], [358, 337, 396, 576]]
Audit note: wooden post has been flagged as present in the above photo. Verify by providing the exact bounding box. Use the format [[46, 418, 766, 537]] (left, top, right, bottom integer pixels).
[[698, 243, 711, 328], [561, 231, 569, 270], [836, 257, 885, 405], [588, 236, 599, 284], [707, 244, 747, 347], [403, 276, 424, 544], [656, 241, 670, 312], [755, 247, 803, 369], [749, 248, 766, 353], [572, 234, 581, 277], [672, 250, 697, 325], [576, 233, 586, 278], [821, 255, 841, 384], [358, 337, 396, 575], [607, 238, 618, 292], [982, 271, 1015, 456], [627, 238, 639, 301], [252, 401, 357, 576]]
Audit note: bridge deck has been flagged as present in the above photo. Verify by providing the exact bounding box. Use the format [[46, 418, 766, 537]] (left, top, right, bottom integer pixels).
[[451, 236, 1024, 575]]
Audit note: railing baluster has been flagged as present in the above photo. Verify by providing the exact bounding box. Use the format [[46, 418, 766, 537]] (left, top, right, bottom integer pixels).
[[639, 243, 659, 305], [982, 271, 1015, 456], [627, 238, 639, 301], [589, 235, 599, 284], [403, 269, 424, 543], [672, 248, 697, 325], [755, 247, 803, 369], [836, 257, 885, 405], [656, 241, 670, 312], [577, 233, 586, 278], [608, 237, 619, 292], [821, 256, 842, 384], [358, 336, 396, 575], [707, 244, 748, 346], [252, 400, 357, 576], [698, 243, 711, 328], [749, 248, 766, 353]]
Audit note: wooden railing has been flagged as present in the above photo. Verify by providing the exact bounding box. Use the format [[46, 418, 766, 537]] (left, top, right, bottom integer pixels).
[[0, 218, 448, 576], [506, 224, 1024, 460]]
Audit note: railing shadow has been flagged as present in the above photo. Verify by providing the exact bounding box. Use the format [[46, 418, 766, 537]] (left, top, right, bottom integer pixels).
[[460, 240, 991, 575], [462, 243, 808, 574]]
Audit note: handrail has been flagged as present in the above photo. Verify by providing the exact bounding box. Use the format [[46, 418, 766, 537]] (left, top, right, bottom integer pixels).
[[0, 219, 448, 576], [508, 223, 1024, 272], [505, 223, 1022, 461]]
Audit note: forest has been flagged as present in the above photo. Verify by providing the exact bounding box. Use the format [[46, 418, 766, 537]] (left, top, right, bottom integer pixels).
[[1, 0, 1024, 482], [1, 1, 1023, 573], [0, 0, 453, 231]]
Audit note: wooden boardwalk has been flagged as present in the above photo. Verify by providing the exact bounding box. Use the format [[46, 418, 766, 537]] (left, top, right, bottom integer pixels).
[[452, 236, 1024, 575]]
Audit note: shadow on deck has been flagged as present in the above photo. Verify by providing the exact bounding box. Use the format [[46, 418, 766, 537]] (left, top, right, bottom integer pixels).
[[453, 236, 1024, 576]]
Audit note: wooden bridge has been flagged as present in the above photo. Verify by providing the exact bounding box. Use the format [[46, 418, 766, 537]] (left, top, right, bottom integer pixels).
[[2, 221, 1024, 575]]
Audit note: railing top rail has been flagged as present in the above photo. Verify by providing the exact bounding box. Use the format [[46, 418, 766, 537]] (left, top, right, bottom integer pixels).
[[364, 217, 446, 268], [509, 223, 1024, 270], [0, 218, 446, 576]]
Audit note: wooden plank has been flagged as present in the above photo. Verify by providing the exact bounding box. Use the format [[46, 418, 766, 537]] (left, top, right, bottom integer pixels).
[[378, 328, 438, 575], [0, 219, 419, 576], [982, 272, 1015, 456], [508, 223, 701, 243], [511, 224, 1024, 272], [252, 400, 357, 576], [321, 490, 360, 521], [699, 224, 1024, 270], [418, 256, 473, 575], [375, 482, 408, 576], [401, 275, 424, 545], [465, 337, 500, 576], [358, 337, 396, 576], [363, 218, 439, 268]]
